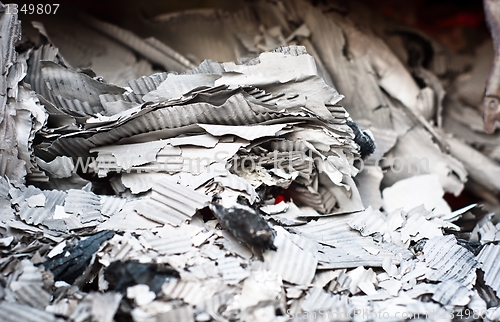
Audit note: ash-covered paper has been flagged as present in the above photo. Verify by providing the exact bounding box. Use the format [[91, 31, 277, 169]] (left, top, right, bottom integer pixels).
[[1, 1, 500, 321]]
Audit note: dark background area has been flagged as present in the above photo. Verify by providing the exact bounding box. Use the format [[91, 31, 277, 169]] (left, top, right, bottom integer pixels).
[[7, 0, 489, 52]]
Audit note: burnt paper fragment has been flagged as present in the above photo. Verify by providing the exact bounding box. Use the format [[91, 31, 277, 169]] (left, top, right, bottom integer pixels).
[[209, 200, 276, 252], [43, 230, 115, 283], [346, 119, 375, 159], [104, 260, 179, 294]]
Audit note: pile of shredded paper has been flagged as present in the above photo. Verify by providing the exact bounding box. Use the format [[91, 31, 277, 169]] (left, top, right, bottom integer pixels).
[[1, 0, 500, 321]]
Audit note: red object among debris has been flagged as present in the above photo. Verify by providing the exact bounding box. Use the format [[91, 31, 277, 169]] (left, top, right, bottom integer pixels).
[[274, 194, 286, 204], [435, 12, 485, 29], [444, 191, 481, 211]]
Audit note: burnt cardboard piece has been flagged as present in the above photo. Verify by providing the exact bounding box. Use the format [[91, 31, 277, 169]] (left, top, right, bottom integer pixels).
[[104, 260, 179, 294], [43, 230, 115, 284], [209, 199, 277, 252]]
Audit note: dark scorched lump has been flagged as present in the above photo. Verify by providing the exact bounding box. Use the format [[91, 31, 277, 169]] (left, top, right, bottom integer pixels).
[[104, 260, 179, 294], [346, 119, 376, 159], [209, 201, 277, 251]]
